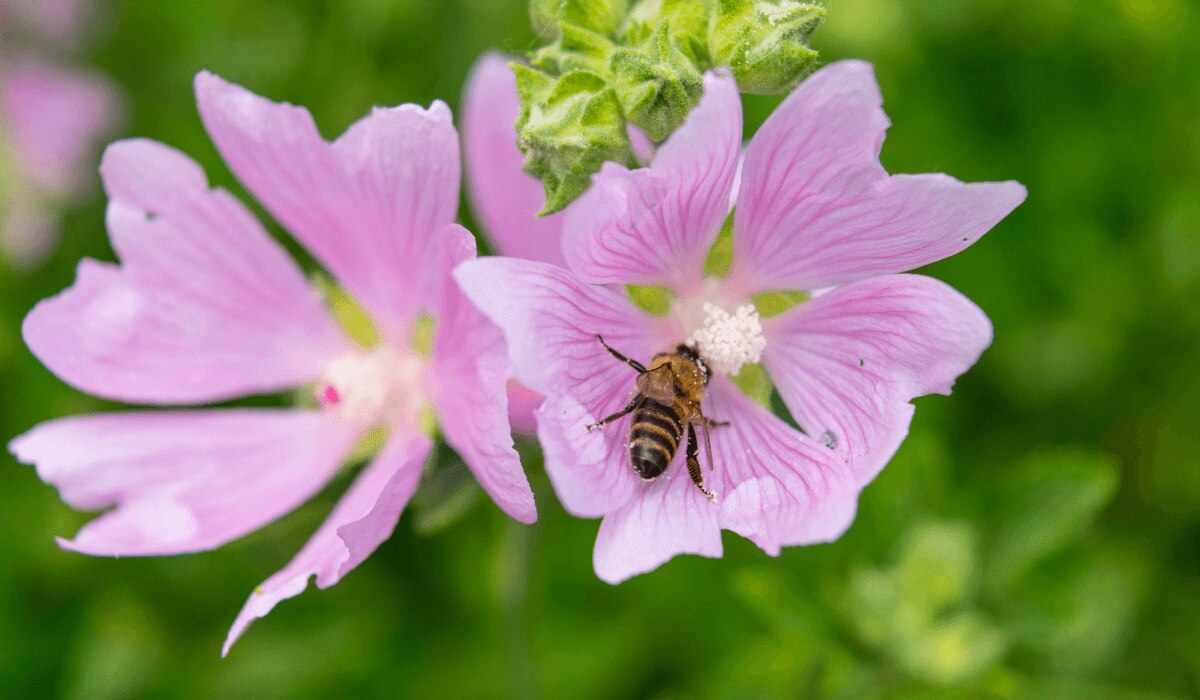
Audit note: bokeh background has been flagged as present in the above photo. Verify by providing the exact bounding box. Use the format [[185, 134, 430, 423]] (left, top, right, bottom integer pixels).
[[2, 0, 1198, 697]]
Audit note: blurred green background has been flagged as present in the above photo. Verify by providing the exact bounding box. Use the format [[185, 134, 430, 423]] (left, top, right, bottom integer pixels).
[[2, 0, 1198, 697]]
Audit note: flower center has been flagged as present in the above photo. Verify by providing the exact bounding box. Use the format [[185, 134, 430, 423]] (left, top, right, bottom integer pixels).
[[316, 345, 427, 427], [687, 302, 767, 376]]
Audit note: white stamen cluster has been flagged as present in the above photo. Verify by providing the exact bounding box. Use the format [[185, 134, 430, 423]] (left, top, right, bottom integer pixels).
[[318, 346, 426, 426], [687, 303, 767, 376]]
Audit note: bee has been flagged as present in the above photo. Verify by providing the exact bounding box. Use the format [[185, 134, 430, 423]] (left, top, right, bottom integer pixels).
[[586, 335, 728, 502]]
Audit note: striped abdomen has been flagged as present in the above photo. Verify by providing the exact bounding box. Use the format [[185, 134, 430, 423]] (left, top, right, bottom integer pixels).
[[629, 399, 684, 480]]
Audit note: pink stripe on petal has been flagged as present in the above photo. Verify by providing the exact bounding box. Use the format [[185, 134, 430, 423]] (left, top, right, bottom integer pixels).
[[195, 72, 459, 344], [431, 225, 536, 523], [223, 429, 432, 656], [462, 53, 566, 266], [562, 72, 741, 295], [22, 140, 351, 405], [8, 410, 360, 556], [728, 60, 1026, 296], [704, 378, 859, 556], [762, 274, 993, 485]]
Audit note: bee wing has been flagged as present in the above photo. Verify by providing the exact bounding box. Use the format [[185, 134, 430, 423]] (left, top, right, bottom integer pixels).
[[636, 365, 678, 404]]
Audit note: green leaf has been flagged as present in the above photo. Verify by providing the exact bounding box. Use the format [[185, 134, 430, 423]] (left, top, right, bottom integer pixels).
[[708, 0, 825, 95], [411, 459, 484, 535], [513, 64, 633, 214], [984, 447, 1119, 592]]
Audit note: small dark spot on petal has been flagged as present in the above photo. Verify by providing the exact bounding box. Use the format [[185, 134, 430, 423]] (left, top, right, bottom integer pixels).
[[859, 358, 865, 367], [821, 430, 838, 450], [961, 237, 969, 242], [145, 211, 158, 222]]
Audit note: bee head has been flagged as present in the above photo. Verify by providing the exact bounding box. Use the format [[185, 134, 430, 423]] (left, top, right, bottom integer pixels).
[[678, 343, 711, 385]]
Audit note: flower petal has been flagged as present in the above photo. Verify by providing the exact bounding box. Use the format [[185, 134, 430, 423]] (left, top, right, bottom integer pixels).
[[462, 53, 566, 266], [535, 392, 642, 519], [0, 59, 119, 198], [194, 71, 459, 342], [727, 60, 1026, 296], [8, 409, 360, 556], [223, 429, 432, 656], [762, 274, 993, 485], [705, 377, 860, 556], [454, 258, 658, 410], [430, 225, 536, 523], [593, 461, 723, 584], [562, 72, 741, 295], [22, 139, 350, 404]]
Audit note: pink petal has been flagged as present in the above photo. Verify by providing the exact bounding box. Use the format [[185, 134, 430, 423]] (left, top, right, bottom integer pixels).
[[705, 377, 860, 556], [506, 381, 543, 436], [194, 71, 459, 344], [22, 139, 350, 404], [762, 274, 993, 485], [223, 429, 432, 656], [429, 225, 536, 523], [454, 257, 658, 409], [8, 409, 361, 556], [727, 60, 1026, 297], [0, 59, 120, 198], [562, 72, 741, 296], [462, 53, 566, 266], [593, 460, 723, 584], [535, 392, 642, 519]]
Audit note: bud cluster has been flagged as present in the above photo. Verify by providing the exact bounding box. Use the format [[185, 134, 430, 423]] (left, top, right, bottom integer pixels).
[[517, 0, 825, 214]]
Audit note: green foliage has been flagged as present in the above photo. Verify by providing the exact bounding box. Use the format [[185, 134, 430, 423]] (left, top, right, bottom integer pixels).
[[1, 0, 1199, 698], [531, 0, 631, 38]]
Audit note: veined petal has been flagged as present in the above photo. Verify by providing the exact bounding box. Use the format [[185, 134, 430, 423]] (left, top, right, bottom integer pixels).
[[223, 429, 432, 656], [536, 392, 642, 519], [562, 72, 741, 296], [462, 53, 566, 266], [8, 410, 361, 556], [705, 377, 860, 556], [22, 140, 351, 405], [430, 226, 536, 523], [593, 460, 723, 584], [454, 258, 658, 413], [727, 60, 1026, 296], [762, 274, 993, 485], [194, 71, 459, 343]]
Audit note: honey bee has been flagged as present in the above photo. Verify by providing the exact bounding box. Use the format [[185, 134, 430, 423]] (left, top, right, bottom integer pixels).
[[586, 335, 728, 502]]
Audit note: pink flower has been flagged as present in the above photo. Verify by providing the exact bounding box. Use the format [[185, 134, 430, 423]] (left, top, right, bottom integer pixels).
[[0, 58, 120, 266], [455, 61, 1025, 583], [8, 71, 535, 654]]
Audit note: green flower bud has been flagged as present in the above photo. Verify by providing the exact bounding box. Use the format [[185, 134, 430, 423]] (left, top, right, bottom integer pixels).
[[531, 21, 617, 77], [708, 0, 825, 94], [512, 64, 633, 215], [530, 0, 630, 38], [620, 0, 710, 63], [611, 23, 704, 142]]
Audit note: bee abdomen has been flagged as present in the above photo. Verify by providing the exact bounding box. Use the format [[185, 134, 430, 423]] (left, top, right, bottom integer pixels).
[[629, 400, 683, 480]]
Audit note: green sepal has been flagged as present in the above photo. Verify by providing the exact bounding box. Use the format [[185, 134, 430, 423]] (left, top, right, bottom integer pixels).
[[512, 63, 633, 215], [624, 284, 673, 316], [611, 22, 704, 142], [530, 0, 630, 38], [708, 0, 824, 95], [620, 0, 710, 63]]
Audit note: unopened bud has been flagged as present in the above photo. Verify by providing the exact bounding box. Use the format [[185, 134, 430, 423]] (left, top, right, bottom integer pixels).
[[512, 64, 633, 215], [611, 23, 704, 142], [708, 0, 824, 94], [530, 0, 630, 38]]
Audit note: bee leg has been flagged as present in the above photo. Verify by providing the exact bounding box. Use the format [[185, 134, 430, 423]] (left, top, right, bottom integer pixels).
[[585, 396, 642, 433], [686, 424, 718, 503], [705, 418, 730, 429], [594, 334, 648, 373]]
